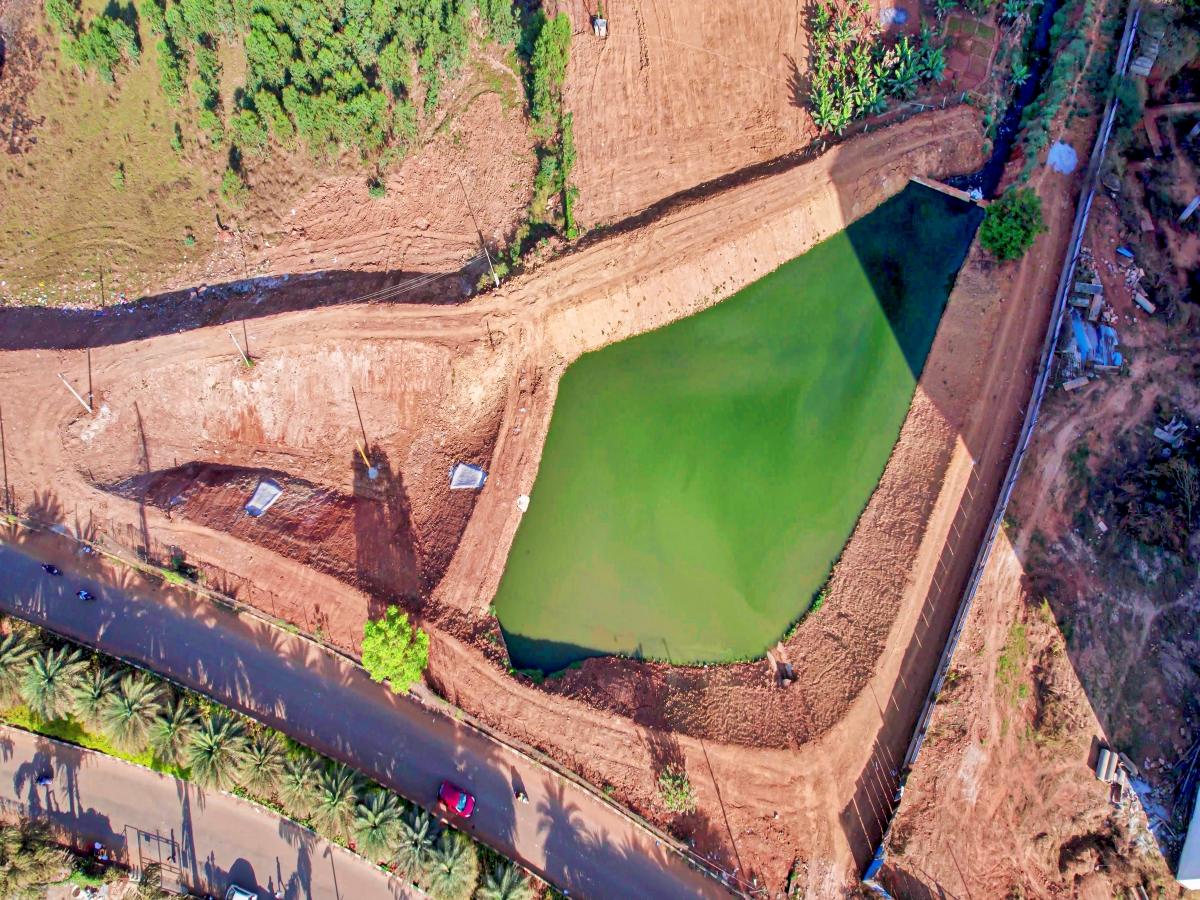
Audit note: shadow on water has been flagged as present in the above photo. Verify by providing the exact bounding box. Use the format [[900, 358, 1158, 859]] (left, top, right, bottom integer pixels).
[[500, 182, 985, 675], [844, 183, 985, 381]]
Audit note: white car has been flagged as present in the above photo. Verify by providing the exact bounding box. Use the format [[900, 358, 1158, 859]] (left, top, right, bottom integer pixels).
[[226, 887, 257, 900]]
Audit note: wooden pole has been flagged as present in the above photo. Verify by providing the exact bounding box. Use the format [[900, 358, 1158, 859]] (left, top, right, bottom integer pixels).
[[228, 330, 250, 366], [457, 173, 498, 287], [58, 374, 92, 413], [351, 387, 369, 448], [355, 440, 371, 468], [0, 401, 9, 514], [87, 347, 93, 410], [242, 319, 250, 362]]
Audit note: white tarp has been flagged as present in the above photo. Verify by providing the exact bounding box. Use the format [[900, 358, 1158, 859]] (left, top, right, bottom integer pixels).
[[245, 479, 283, 516], [1178, 785, 1200, 888], [449, 463, 487, 490]]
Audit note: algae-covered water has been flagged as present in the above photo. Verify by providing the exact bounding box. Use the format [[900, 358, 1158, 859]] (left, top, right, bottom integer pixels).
[[496, 184, 984, 673]]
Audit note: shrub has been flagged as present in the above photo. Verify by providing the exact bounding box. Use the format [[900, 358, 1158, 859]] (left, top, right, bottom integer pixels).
[[979, 187, 1046, 260], [220, 167, 248, 207], [656, 764, 696, 814], [361, 606, 429, 692], [368, 178, 386, 199]]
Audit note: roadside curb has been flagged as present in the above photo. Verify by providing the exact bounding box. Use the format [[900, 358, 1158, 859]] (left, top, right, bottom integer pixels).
[[0, 723, 430, 899], [1, 518, 750, 899]]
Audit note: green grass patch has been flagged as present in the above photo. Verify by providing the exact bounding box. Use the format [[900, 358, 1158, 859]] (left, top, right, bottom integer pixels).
[[1, 704, 189, 778]]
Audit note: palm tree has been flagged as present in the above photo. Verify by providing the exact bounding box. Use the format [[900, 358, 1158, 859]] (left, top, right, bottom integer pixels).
[[149, 696, 200, 766], [0, 627, 39, 709], [474, 862, 536, 900], [72, 666, 119, 731], [393, 808, 438, 879], [0, 818, 70, 899], [186, 711, 247, 791], [238, 730, 285, 800], [310, 763, 364, 841], [100, 672, 166, 753], [130, 861, 172, 900], [353, 789, 401, 862], [20, 648, 86, 721], [426, 829, 479, 900], [278, 753, 322, 820]]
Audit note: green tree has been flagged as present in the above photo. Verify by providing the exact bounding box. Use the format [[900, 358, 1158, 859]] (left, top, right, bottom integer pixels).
[[0, 819, 70, 900], [21, 648, 86, 721], [186, 711, 247, 790], [311, 764, 364, 840], [979, 187, 1047, 260], [72, 666, 119, 731], [150, 696, 200, 766], [475, 861, 536, 900], [360, 606, 429, 693], [0, 627, 40, 709], [392, 808, 438, 878], [353, 789, 402, 862], [221, 168, 249, 207], [278, 753, 322, 819], [100, 672, 166, 753], [426, 829, 479, 900], [238, 730, 285, 798]]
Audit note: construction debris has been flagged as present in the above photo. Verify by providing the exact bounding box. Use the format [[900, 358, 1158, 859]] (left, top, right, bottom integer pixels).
[[1154, 416, 1188, 448], [1063, 375, 1091, 391], [449, 462, 488, 490]]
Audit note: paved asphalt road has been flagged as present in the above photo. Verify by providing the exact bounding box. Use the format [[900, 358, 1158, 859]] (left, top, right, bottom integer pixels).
[[0, 541, 728, 900], [0, 724, 412, 899]]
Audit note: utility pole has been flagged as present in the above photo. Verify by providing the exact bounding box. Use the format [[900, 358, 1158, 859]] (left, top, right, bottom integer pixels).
[[58, 374, 92, 414], [457, 173, 499, 287], [0, 401, 9, 514], [228, 329, 250, 367]]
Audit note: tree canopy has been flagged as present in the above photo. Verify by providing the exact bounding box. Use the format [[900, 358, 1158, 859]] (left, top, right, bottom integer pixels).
[[979, 187, 1046, 260], [361, 606, 430, 693]]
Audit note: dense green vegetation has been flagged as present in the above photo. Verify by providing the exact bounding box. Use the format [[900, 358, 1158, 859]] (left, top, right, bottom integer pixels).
[[45, 0, 139, 83], [1017, 0, 1097, 170], [0, 616, 544, 900], [808, 0, 947, 134], [507, 10, 577, 263], [979, 187, 1046, 259], [361, 605, 430, 692]]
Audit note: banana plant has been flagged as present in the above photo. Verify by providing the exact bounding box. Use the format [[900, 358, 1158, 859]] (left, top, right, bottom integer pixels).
[[922, 45, 948, 81], [1011, 61, 1031, 87], [935, 0, 958, 21], [811, 84, 839, 131], [1001, 0, 1026, 22]]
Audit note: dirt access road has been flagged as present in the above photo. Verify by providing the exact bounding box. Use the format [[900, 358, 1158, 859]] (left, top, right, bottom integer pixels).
[[0, 105, 1056, 892], [0, 724, 413, 899], [0, 537, 726, 900]]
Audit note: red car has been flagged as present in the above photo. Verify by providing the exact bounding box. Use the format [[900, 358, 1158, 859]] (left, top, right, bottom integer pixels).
[[438, 780, 475, 818]]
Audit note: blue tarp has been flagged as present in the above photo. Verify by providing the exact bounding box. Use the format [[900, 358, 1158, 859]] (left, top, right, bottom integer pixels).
[[1068, 309, 1120, 366]]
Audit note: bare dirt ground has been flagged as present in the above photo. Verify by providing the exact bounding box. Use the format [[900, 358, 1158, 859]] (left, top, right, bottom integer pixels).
[[557, 0, 813, 229], [0, 103, 1077, 895], [878, 21, 1200, 898]]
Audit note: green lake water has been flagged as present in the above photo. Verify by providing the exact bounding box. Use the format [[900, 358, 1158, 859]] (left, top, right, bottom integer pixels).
[[496, 184, 984, 672]]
